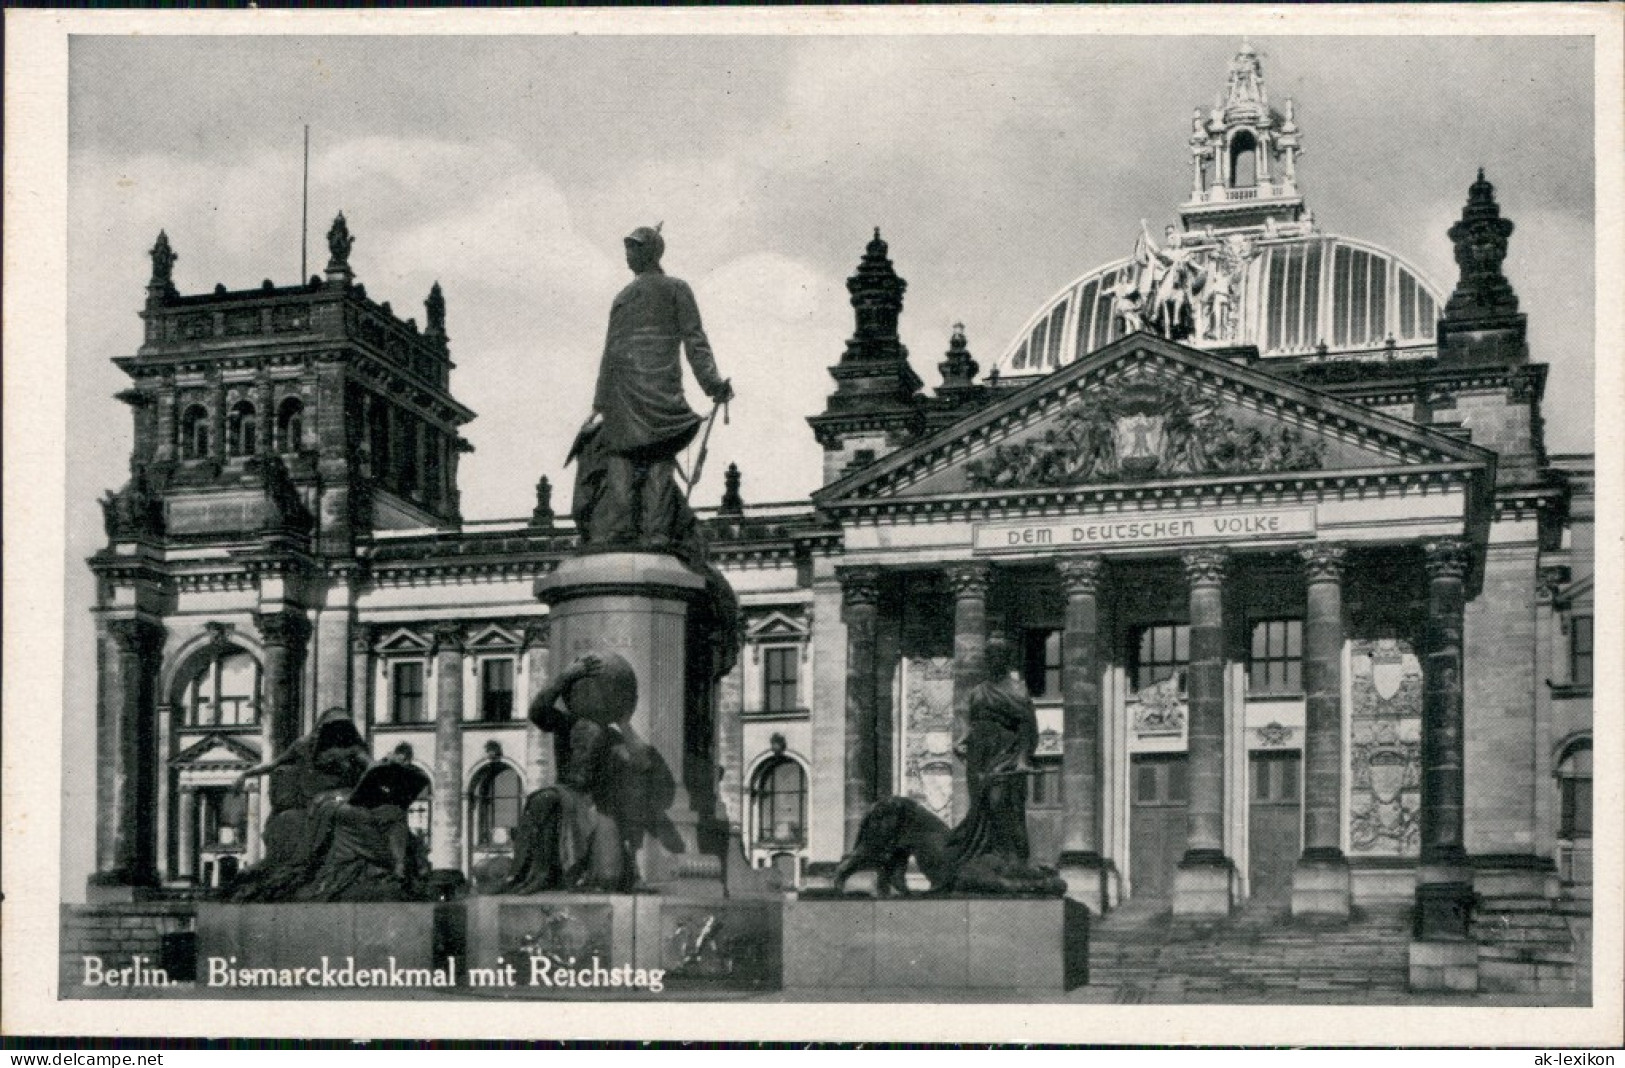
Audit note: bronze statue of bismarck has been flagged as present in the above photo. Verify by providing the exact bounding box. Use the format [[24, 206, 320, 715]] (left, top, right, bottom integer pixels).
[[571, 225, 734, 552]]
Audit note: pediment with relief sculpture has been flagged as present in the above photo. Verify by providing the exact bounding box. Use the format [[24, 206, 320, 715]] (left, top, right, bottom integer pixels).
[[814, 334, 1495, 506]]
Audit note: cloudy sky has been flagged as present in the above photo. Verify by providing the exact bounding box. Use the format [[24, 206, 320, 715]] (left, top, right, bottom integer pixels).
[[57, 28, 1595, 886]]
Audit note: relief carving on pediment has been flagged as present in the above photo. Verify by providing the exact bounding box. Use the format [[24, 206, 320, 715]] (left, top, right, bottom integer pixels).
[[964, 378, 1325, 490]]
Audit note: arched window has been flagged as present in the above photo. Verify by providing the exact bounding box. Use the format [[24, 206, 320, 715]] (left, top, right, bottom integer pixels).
[[180, 646, 261, 728], [226, 401, 258, 457], [180, 405, 211, 459], [471, 764, 522, 849], [1229, 130, 1258, 189], [276, 397, 304, 453], [1556, 739, 1592, 889], [753, 757, 806, 847]]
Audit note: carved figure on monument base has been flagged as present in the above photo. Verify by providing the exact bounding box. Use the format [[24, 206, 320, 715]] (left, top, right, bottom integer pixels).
[[832, 638, 1065, 897], [498, 653, 679, 894], [226, 709, 432, 902]]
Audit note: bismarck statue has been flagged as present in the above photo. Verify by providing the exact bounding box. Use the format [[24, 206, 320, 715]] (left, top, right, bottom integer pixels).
[[570, 225, 734, 555], [833, 637, 1066, 897]]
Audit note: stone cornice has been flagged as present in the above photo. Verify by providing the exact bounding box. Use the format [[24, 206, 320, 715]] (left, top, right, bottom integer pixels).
[[823, 462, 1482, 523]]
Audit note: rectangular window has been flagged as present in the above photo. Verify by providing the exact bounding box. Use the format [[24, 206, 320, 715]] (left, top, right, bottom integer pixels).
[[1023, 628, 1063, 699], [763, 646, 799, 713], [1250, 752, 1300, 802], [1249, 618, 1304, 695], [1561, 778, 1592, 838], [391, 661, 426, 724], [1131, 623, 1189, 692], [1134, 756, 1188, 805], [480, 658, 515, 722], [1570, 615, 1593, 689], [1029, 758, 1062, 808]]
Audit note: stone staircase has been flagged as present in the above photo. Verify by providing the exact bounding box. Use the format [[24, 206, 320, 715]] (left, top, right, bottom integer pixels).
[[1088, 898, 1414, 1002], [1473, 894, 1579, 995]]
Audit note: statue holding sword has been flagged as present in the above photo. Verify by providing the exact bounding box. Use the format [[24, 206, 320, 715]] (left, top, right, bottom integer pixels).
[[569, 224, 734, 553]]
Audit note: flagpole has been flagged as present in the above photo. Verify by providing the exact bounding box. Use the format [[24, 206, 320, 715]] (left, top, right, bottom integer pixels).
[[300, 125, 310, 281]]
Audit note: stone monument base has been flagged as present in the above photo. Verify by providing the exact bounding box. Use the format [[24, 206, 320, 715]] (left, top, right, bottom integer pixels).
[[783, 896, 1088, 991], [195, 903, 441, 980], [460, 893, 782, 992]]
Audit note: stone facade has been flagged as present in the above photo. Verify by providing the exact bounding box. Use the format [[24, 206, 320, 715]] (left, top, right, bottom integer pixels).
[[83, 45, 1591, 994]]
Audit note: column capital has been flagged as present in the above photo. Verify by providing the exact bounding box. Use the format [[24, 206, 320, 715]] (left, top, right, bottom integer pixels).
[[1299, 543, 1349, 583], [1422, 537, 1473, 581], [1056, 554, 1105, 596], [836, 565, 882, 608], [944, 561, 993, 600], [350, 625, 372, 655], [429, 620, 465, 653], [1181, 547, 1230, 588], [254, 610, 311, 650], [105, 615, 165, 655]]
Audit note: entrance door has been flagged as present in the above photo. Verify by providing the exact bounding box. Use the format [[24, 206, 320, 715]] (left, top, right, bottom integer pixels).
[[1247, 750, 1301, 901], [1129, 754, 1188, 899]]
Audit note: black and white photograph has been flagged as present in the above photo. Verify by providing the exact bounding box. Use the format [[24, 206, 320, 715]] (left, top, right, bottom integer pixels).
[[4, 5, 1620, 1046]]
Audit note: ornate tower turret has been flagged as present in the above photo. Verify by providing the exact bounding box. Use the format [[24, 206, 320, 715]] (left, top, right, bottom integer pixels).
[[808, 228, 926, 483], [1180, 40, 1310, 235], [1438, 169, 1528, 366]]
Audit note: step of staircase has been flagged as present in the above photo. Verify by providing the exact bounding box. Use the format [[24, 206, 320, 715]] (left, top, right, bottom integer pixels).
[[1472, 894, 1578, 993], [1087, 901, 1413, 1000]]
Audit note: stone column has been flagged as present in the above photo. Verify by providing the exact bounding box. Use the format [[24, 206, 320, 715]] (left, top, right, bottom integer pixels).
[[1175, 548, 1234, 916], [1415, 538, 1475, 935], [947, 562, 993, 823], [255, 611, 311, 759], [176, 786, 197, 882], [838, 566, 882, 851], [1409, 537, 1479, 991], [211, 375, 227, 463], [1057, 554, 1109, 912], [521, 619, 553, 787], [430, 622, 466, 874], [92, 616, 164, 896], [1293, 543, 1351, 916], [349, 628, 373, 732]]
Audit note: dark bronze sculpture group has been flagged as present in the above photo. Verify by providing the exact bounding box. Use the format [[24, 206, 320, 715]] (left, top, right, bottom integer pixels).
[[832, 637, 1067, 898], [227, 710, 432, 903]]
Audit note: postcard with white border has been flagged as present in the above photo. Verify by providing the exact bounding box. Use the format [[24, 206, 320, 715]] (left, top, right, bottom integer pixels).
[[3, 4, 1621, 1046]]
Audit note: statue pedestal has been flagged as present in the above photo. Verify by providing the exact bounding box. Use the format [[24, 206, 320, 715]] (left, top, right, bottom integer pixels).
[[536, 552, 723, 892], [460, 893, 781, 993], [195, 903, 442, 976], [783, 896, 1089, 992]]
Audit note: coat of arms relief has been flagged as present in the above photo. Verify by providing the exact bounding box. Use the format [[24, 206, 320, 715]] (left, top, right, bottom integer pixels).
[[964, 376, 1325, 490]]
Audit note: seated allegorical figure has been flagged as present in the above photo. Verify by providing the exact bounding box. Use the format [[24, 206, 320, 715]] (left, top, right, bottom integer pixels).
[[499, 652, 673, 894], [226, 708, 431, 902]]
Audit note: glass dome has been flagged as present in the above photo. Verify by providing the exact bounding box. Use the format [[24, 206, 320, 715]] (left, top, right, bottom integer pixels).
[[994, 232, 1446, 378]]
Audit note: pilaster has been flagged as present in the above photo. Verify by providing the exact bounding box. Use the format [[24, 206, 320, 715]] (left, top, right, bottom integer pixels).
[[430, 622, 466, 873]]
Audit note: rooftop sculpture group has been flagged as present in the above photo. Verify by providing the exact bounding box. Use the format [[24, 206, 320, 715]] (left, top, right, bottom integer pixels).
[[1111, 222, 1256, 345]]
